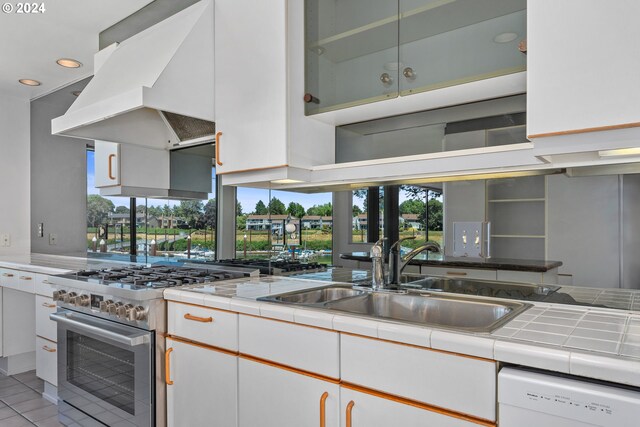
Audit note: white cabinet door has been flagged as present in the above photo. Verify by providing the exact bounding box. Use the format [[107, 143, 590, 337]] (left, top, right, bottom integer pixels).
[[94, 141, 120, 187], [214, 0, 288, 174], [238, 357, 340, 427], [527, 1, 640, 138], [3, 288, 35, 356], [35, 295, 57, 342], [166, 338, 237, 427], [35, 337, 57, 385], [339, 387, 483, 427]]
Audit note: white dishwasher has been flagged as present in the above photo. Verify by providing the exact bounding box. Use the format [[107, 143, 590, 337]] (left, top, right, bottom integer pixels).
[[498, 367, 640, 427]]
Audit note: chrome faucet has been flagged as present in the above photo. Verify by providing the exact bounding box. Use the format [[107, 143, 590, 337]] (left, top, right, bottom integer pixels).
[[388, 237, 441, 285], [370, 238, 387, 291]]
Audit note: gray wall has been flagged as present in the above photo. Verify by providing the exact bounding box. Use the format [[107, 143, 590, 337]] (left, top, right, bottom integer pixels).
[[443, 181, 486, 256], [622, 174, 640, 289], [31, 79, 91, 256]]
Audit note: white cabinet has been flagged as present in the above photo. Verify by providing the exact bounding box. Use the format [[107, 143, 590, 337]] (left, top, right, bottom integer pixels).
[[214, 0, 334, 183], [168, 302, 238, 350], [238, 357, 340, 427], [3, 287, 35, 357], [94, 141, 120, 187], [527, 1, 640, 146], [420, 266, 497, 281], [339, 386, 484, 427], [166, 338, 237, 427], [35, 295, 56, 342], [35, 337, 56, 386], [35, 275, 57, 387]]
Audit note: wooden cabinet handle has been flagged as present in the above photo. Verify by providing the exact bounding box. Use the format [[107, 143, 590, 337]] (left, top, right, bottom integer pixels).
[[42, 345, 56, 353], [20, 276, 32, 280], [320, 392, 329, 427], [108, 154, 116, 180], [2, 273, 14, 277], [42, 302, 56, 308], [165, 347, 174, 385], [215, 131, 223, 166], [346, 400, 355, 427], [184, 313, 213, 323], [446, 271, 467, 276]]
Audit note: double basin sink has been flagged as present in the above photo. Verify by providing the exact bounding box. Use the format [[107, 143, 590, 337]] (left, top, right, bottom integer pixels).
[[259, 283, 531, 333]]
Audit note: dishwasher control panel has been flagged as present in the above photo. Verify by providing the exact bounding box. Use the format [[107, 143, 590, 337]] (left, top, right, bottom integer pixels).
[[498, 367, 640, 427]]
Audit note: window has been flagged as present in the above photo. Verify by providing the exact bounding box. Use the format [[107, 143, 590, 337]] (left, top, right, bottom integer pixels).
[[236, 188, 333, 264]]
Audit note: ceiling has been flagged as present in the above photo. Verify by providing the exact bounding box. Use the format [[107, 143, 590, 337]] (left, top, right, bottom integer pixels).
[[0, 0, 153, 100]]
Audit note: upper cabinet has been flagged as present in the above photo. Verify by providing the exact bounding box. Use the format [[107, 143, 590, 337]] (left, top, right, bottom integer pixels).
[[214, 0, 334, 181], [527, 1, 640, 148], [304, 0, 527, 124]]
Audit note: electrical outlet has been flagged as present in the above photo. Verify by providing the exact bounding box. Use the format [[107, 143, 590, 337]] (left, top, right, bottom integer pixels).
[[49, 233, 57, 245], [1, 234, 10, 247], [38, 223, 44, 238]]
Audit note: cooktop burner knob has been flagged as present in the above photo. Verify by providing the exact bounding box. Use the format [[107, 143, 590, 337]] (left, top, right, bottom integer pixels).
[[129, 305, 147, 321], [117, 304, 134, 319], [99, 300, 114, 312], [76, 294, 90, 307], [64, 292, 77, 304], [108, 302, 123, 315], [53, 290, 66, 302]]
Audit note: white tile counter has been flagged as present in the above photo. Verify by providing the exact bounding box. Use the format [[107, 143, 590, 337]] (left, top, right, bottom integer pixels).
[[166, 276, 640, 388], [0, 253, 130, 275]]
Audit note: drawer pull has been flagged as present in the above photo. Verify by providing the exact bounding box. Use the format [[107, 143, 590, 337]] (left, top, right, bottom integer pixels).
[[184, 313, 213, 323], [320, 392, 329, 427], [346, 400, 355, 427], [42, 302, 56, 308], [42, 345, 56, 353], [446, 271, 467, 276], [2, 273, 14, 278], [166, 347, 174, 385], [215, 131, 223, 166], [20, 276, 33, 280]]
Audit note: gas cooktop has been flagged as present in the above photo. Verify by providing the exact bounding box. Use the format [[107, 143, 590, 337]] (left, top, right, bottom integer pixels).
[[56, 265, 251, 291]]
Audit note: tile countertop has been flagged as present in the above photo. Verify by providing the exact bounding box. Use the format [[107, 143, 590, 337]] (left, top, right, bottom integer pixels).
[[0, 253, 132, 275], [166, 276, 640, 388], [340, 252, 562, 272]]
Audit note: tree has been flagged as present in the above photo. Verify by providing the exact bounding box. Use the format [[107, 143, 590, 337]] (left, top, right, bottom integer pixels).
[[162, 204, 172, 217], [147, 206, 163, 218], [268, 197, 286, 215], [114, 205, 130, 214], [254, 200, 268, 215], [87, 195, 115, 227], [286, 202, 305, 219], [236, 201, 243, 216], [236, 215, 247, 230], [136, 204, 146, 214], [352, 205, 363, 217], [426, 198, 443, 231], [177, 200, 204, 228], [399, 199, 425, 216], [307, 202, 332, 217], [203, 199, 216, 228]]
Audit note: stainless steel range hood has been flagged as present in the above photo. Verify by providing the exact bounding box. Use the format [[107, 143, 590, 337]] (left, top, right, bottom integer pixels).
[[52, 0, 214, 149]]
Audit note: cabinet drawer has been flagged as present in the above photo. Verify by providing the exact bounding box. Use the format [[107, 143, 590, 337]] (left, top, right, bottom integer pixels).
[[168, 302, 238, 351], [341, 334, 497, 421], [420, 266, 497, 280], [0, 269, 35, 293], [239, 315, 339, 379], [0, 268, 19, 288], [36, 337, 57, 385], [36, 295, 57, 342], [35, 274, 54, 297]]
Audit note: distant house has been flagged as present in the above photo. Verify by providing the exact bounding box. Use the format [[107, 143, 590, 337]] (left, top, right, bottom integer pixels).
[[246, 215, 301, 233], [353, 214, 368, 231], [302, 216, 332, 229], [401, 214, 423, 230], [157, 215, 187, 229], [108, 213, 161, 228]]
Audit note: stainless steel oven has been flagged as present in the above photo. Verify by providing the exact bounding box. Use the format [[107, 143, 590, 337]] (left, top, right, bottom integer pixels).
[[52, 309, 154, 427]]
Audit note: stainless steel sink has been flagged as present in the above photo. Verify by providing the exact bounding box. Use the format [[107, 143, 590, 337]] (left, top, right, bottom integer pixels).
[[259, 286, 365, 305], [324, 292, 529, 332]]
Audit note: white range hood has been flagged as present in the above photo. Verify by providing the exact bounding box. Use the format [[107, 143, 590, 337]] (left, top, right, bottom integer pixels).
[[52, 0, 214, 150]]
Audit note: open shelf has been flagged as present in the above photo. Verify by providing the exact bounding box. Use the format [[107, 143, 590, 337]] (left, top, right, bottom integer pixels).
[[488, 198, 545, 203], [491, 234, 546, 239], [307, 0, 526, 63]]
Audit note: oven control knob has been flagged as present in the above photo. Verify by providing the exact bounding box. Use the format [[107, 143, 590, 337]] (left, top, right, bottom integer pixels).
[[117, 304, 134, 319], [64, 292, 77, 304], [108, 302, 123, 315], [53, 290, 66, 302], [99, 300, 114, 313], [76, 294, 90, 307], [129, 305, 147, 321]]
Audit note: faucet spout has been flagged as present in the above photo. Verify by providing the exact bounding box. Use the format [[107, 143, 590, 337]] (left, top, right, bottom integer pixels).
[[389, 240, 441, 285]]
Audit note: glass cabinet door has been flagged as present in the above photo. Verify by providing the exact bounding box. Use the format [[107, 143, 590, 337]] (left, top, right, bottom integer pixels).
[[304, 0, 400, 115], [398, 0, 527, 96]]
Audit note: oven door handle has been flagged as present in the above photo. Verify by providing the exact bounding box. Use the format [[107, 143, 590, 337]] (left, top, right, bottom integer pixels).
[[50, 312, 150, 346]]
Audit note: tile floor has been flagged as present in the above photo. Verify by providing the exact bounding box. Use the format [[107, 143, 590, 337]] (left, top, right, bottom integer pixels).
[[0, 370, 62, 427]]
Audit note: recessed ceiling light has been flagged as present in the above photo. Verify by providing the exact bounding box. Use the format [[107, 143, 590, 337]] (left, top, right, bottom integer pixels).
[[493, 32, 518, 43], [56, 58, 83, 68], [71, 91, 82, 97], [18, 79, 41, 86]]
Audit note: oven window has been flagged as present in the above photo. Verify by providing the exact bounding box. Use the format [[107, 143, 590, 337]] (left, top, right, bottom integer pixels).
[[67, 331, 136, 415]]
